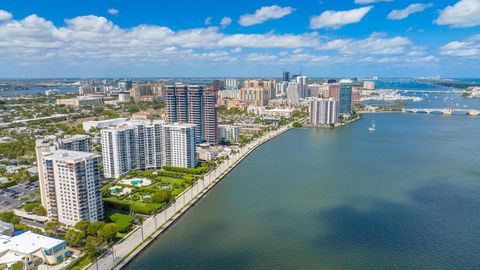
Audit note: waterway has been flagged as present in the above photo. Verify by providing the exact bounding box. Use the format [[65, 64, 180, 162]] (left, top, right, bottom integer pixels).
[[0, 87, 77, 96], [125, 114, 480, 268]]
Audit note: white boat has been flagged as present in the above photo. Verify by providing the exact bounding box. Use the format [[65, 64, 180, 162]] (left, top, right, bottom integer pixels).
[[368, 121, 376, 132]]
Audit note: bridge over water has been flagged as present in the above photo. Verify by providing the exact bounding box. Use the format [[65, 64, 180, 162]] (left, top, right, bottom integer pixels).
[[403, 108, 480, 116], [379, 89, 463, 94]]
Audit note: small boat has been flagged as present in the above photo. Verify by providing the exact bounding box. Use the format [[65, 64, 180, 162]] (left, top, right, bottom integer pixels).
[[369, 121, 376, 132]]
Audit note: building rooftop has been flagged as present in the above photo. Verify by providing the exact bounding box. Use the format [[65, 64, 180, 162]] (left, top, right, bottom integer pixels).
[[44, 149, 99, 162], [0, 231, 64, 254]]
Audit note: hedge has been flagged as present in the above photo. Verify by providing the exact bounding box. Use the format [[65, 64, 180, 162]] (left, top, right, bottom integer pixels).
[[162, 166, 207, 175], [103, 197, 164, 215]]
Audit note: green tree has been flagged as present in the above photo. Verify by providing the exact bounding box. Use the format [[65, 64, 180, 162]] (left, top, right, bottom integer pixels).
[[85, 236, 103, 259], [45, 221, 65, 238], [87, 221, 105, 236], [75, 220, 90, 233], [32, 205, 47, 216], [98, 223, 118, 243], [151, 189, 172, 204], [65, 229, 86, 247], [0, 211, 20, 224]]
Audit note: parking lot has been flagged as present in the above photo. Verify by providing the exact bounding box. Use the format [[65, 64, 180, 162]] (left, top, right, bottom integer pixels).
[[0, 182, 40, 212]]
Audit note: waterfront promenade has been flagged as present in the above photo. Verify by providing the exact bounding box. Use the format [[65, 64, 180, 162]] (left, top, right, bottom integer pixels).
[[85, 124, 292, 270]]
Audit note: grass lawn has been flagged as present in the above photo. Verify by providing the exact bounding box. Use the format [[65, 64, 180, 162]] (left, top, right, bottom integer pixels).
[[156, 176, 185, 185]]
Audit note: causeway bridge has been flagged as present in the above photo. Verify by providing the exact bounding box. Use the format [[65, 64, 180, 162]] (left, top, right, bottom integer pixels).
[[403, 108, 480, 116], [379, 89, 463, 94]]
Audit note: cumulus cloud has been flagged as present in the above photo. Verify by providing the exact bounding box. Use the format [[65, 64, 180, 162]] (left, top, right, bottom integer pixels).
[[436, 0, 480, 27], [310, 6, 373, 29], [107, 8, 119, 16], [220, 17, 232, 28], [388, 3, 433, 20], [319, 33, 412, 55], [0, 9, 13, 21], [440, 35, 480, 57], [204, 16, 212, 25], [0, 11, 432, 71], [239, 5, 294, 27], [355, 0, 393, 4]]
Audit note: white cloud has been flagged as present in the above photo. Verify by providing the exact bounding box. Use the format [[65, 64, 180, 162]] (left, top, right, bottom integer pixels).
[[204, 16, 212, 25], [436, 0, 480, 27], [310, 6, 373, 29], [220, 17, 232, 28], [388, 3, 433, 20], [319, 33, 411, 55], [107, 8, 119, 16], [239, 5, 294, 27], [440, 35, 480, 57], [0, 10, 13, 21], [0, 12, 433, 71], [355, 0, 392, 4]]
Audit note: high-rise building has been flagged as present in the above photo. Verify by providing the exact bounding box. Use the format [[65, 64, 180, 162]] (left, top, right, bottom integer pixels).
[[282, 70, 290, 82], [212, 80, 223, 91], [296, 76, 308, 98], [224, 79, 239, 91], [36, 135, 92, 216], [118, 79, 133, 91], [163, 123, 196, 168], [309, 98, 339, 125], [165, 85, 218, 145], [276, 82, 288, 97], [218, 125, 240, 144], [339, 80, 353, 115], [240, 79, 274, 106], [129, 84, 164, 103], [363, 81, 375, 90], [101, 120, 165, 179], [42, 150, 103, 226], [328, 83, 340, 101], [286, 81, 300, 105], [352, 88, 361, 106]]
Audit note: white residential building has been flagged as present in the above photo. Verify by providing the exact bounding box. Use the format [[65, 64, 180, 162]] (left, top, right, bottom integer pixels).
[[309, 98, 339, 125], [218, 90, 240, 100], [276, 81, 288, 97], [224, 79, 239, 91], [163, 123, 196, 168], [101, 120, 165, 179], [296, 76, 308, 98], [35, 135, 92, 218], [286, 81, 301, 105], [218, 125, 240, 144], [42, 150, 103, 226]]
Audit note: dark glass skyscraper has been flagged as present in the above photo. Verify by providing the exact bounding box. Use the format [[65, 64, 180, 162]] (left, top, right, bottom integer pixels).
[[339, 81, 353, 114]]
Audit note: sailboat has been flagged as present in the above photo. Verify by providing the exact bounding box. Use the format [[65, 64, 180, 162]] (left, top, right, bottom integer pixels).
[[369, 121, 376, 132]]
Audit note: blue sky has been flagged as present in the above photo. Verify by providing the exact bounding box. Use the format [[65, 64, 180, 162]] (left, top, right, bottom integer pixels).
[[0, 0, 479, 78]]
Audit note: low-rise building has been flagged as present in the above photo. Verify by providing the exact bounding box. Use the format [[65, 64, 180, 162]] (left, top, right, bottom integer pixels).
[[0, 231, 70, 267], [56, 96, 103, 107], [82, 118, 129, 132]]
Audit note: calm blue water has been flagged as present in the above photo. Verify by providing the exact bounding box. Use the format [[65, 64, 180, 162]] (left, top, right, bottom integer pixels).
[[370, 79, 480, 110], [125, 109, 480, 269], [0, 87, 77, 96]]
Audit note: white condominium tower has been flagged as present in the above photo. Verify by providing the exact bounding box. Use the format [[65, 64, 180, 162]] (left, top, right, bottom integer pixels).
[[101, 120, 165, 179], [42, 150, 103, 226], [309, 98, 339, 125], [163, 123, 197, 168], [35, 135, 92, 219], [218, 125, 240, 144]]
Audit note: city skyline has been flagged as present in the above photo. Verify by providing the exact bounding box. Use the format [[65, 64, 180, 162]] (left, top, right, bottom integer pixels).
[[1, 0, 480, 78]]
